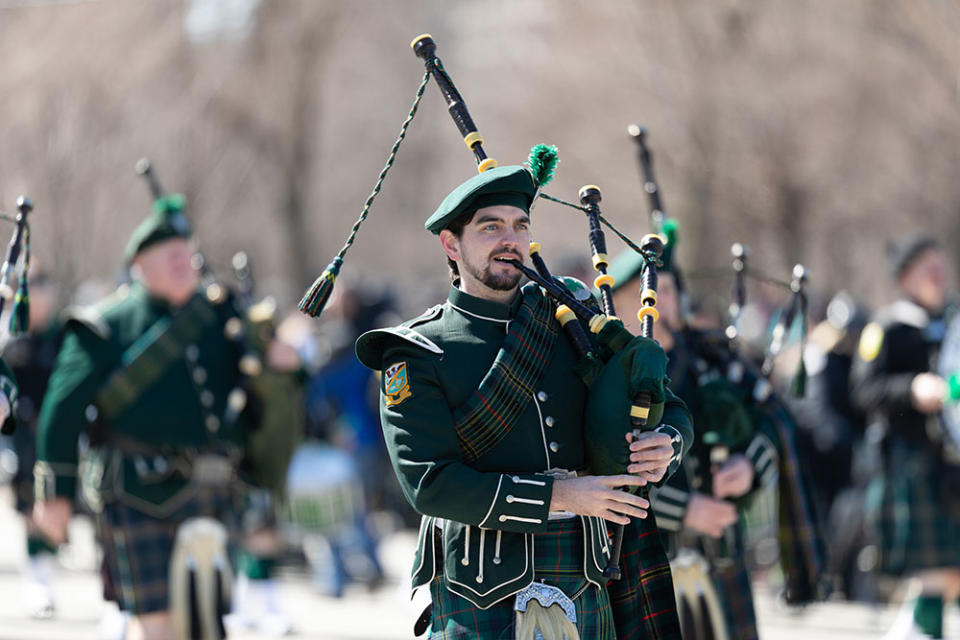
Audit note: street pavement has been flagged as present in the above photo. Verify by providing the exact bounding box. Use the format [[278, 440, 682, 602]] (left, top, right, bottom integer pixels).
[[1, 492, 957, 639]]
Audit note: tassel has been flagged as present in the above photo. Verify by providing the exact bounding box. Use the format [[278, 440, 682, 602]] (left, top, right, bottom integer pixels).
[[9, 277, 28, 335], [298, 256, 342, 318]]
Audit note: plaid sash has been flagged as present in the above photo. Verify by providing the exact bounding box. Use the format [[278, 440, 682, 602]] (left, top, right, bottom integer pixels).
[[453, 286, 558, 463], [95, 293, 219, 421]]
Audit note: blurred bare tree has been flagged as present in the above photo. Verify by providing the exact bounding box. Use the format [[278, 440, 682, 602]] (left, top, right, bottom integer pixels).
[[0, 0, 957, 314]]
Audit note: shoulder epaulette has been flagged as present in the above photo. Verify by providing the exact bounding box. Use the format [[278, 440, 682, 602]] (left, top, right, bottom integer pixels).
[[63, 305, 111, 340], [406, 304, 443, 327], [356, 306, 445, 371], [879, 300, 929, 330]]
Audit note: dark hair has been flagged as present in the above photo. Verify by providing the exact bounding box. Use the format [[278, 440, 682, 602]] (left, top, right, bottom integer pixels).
[[443, 209, 478, 283]]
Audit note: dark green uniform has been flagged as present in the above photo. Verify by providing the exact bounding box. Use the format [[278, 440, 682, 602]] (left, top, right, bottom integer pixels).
[[34, 280, 253, 614], [357, 284, 692, 638], [851, 299, 960, 575]]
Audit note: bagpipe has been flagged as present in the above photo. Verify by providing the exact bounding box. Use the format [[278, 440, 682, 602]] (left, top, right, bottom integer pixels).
[[0, 195, 34, 436], [297, 34, 680, 584], [627, 130, 826, 605], [0, 196, 35, 336]]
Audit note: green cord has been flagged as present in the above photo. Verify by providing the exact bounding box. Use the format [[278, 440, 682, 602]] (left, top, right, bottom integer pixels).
[[540, 192, 646, 256], [330, 69, 432, 263]]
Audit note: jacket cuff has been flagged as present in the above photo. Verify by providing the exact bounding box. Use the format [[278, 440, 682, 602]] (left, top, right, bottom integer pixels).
[[652, 424, 685, 485], [478, 473, 554, 533], [34, 461, 77, 501], [650, 483, 690, 532], [746, 432, 779, 490]]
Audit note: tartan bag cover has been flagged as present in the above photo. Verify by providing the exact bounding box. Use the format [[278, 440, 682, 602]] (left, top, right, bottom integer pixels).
[[452, 286, 558, 463], [608, 517, 683, 640], [769, 401, 827, 604]]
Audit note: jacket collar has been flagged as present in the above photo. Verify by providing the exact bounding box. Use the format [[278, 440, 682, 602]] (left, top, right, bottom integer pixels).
[[447, 285, 521, 322]]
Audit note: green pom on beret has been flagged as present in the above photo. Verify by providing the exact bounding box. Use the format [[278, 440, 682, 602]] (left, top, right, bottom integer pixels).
[[124, 194, 192, 262], [424, 165, 536, 235]]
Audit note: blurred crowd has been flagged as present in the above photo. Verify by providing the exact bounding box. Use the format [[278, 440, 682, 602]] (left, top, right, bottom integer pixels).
[[0, 218, 957, 640]]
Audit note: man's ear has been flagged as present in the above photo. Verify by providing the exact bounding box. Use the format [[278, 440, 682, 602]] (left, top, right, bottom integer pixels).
[[439, 229, 460, 262]]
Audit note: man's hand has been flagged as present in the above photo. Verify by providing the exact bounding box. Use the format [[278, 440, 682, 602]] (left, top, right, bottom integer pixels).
[[550, 474, 649, 525], [626, 432, 673, 484], [32, 498, 72, 545], [712, 454, 754, 499], [911, 372, 946, 414], [683, 493, 738, 538]]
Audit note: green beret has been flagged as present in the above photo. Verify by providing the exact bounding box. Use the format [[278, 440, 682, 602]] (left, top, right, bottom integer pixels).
[[607, 250, 646, 294], [124, 194, 192, 262], [886, 233, 940, 279], [424, 165, 536, 235]]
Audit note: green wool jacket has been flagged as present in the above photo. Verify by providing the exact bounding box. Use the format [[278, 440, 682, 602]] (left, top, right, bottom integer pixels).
[[35, 282, 250, 517], [356, 285, 693, 609]]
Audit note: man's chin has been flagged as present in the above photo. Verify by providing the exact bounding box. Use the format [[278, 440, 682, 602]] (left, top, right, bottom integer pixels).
[[484, 274, 522, 291]]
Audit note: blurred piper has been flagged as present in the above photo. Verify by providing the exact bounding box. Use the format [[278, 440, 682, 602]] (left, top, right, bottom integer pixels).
[[851, 234, 959, 640], [33, 196, 262, 640]]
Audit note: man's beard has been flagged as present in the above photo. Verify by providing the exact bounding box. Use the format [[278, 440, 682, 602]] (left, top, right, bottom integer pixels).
[[463, 252, 523, 291]]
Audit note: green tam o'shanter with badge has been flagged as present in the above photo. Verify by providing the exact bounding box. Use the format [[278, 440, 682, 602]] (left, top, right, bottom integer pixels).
[[424, 165, 536, 235]]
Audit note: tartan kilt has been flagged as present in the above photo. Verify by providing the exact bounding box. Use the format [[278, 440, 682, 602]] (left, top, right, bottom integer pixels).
[[428, 518, 616, 639], [608, 516, 683, 640], [866, 447, 960, 576], [97, 486, 238, 614]]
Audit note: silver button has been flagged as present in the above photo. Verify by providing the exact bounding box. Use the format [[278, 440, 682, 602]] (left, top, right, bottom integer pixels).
[[506, 495, 515, 503], [544, 416, 555, 428], [476, 575, 484, 583], [205, 415, 220, 432], [185, 345, 200, 362], [85, 405, 99, 422], [461, 558, 469, 566], [193, 367, 208, 384], [499, 515, 507, 522], [549, 441, 559, 453], [200, 390, 215, 408], [537, 391, 548, 402], [153, 456, 168, 474], [492, 557, 502, 565]]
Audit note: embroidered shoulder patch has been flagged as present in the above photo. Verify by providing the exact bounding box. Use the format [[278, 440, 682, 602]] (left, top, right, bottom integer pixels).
[[858, 322, 884, 363], [384, 362, 412, 407]]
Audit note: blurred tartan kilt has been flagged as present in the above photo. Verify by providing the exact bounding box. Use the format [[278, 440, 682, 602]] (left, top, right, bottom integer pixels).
[[866, 447, 960, 575]]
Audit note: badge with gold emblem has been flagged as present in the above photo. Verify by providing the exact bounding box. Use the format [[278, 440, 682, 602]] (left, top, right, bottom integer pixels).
[[858, 322, 885, 363], [384, 362, 412, 407]]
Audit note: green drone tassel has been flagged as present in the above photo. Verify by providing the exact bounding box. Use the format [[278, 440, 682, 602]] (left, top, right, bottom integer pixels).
[[9, 277, 28, 335], [661, 217, 679, 246], [527, 144, 559, 188], [298, 257, 342, 318], [298, 68, 432, 320]]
